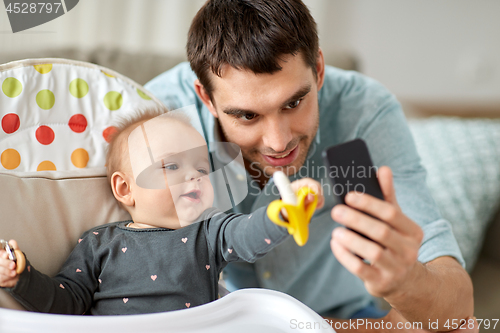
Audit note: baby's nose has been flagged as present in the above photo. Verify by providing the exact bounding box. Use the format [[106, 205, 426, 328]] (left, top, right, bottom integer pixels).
[[185, 169, 202, 182], [188, 176, 202, 182]]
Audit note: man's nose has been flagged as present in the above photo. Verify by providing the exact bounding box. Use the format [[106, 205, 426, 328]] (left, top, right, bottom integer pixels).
[[262, 117, 293, 153]]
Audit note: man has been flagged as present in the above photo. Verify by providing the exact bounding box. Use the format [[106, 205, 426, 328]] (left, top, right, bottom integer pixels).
[[145, 0, 474, 331]]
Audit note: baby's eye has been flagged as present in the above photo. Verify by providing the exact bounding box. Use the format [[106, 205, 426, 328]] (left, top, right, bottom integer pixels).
[[198, 168, 209, 175], [284, 99, 302, 110], [163, 163, 178, 170]]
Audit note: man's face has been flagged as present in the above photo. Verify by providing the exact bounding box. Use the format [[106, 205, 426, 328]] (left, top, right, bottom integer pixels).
[[203, 53, 323, 179]]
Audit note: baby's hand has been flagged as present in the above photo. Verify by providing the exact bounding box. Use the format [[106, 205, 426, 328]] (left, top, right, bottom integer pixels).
[[0, 240, 21, 288], [290, 178, 325, 210]]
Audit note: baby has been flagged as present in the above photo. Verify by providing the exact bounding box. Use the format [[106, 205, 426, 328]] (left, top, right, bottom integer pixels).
[[0, 107, 324, 315]]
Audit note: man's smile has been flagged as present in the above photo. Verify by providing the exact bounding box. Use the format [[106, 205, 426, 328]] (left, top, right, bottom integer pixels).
[[261, 144, 300, 167]]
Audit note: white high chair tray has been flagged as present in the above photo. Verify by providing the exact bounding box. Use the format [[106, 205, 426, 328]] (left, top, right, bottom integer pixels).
[[0, 289, 335, 333]]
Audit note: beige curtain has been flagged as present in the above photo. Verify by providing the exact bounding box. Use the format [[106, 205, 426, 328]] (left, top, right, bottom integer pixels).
[[0, 0, 336, 57]]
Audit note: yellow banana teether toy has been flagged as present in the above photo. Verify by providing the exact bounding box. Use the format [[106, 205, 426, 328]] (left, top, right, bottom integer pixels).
[[267, 172, 318, 246]]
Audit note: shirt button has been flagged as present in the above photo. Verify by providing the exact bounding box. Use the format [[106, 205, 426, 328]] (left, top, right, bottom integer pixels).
[[262, 271, 271, 280], [237, 174, 246, 181]]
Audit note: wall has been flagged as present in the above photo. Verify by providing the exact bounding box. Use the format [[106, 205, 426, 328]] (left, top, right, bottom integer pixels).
[[321, 1, 500, 108]]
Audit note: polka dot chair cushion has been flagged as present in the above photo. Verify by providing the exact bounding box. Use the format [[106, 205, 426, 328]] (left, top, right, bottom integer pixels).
[[0, 58, 163, 309], [1, 59, 162, 176]]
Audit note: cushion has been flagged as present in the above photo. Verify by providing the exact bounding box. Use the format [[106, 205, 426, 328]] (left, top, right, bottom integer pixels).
[[0, 58, 162, 308], [409, 117, 500, 271], [1, 59, 161, 173]]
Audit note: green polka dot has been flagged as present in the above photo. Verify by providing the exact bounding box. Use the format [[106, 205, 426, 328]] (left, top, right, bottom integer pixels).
[[69, 79, 89, 98], [103, 91, 123, 111], [36, 90, 55, 110], [137, 88, 151, 100], [2, 77, 23, 98]]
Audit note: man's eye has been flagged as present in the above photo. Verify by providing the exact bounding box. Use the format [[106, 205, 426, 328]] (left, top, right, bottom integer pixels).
[[285, 99, 302, 109], [238, 113, 257, 121], [163, 164, 178, 170]]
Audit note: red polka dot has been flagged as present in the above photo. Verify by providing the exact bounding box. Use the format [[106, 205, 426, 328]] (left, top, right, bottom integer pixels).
[[35, 126, 55, 145], [69, 114, 87, 133], [2, 113, 20, 134], [102, 126, 118, 143]]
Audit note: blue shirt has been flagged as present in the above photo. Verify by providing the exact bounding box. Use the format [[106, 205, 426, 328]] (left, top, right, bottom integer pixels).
[[145, 63, 465, 318]]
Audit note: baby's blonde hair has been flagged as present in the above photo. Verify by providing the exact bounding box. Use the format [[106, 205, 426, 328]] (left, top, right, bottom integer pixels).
[[105, 106, 192, 186]]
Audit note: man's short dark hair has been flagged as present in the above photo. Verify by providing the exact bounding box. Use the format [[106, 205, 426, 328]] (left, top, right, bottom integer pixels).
[[187, 0, 319, 100]]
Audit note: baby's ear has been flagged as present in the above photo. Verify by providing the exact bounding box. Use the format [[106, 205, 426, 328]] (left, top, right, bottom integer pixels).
[[111, 171, 134, 207]]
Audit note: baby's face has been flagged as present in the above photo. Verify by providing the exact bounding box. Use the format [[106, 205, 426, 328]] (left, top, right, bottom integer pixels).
[[127, 117, 214, 229]]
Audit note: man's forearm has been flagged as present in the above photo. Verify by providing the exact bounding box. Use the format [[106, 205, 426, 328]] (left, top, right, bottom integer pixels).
[[385, 256, 474, 331]]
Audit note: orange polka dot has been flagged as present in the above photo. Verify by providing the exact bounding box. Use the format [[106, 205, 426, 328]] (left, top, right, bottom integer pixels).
[[37, 161, 56, 171], [69, 114, 87, 133], [2, 113, 20, 134], [35, 126, 55, 145], [102, 126, 118, 143], [1, 149, 21, 170], [71, 148, 89, 168]]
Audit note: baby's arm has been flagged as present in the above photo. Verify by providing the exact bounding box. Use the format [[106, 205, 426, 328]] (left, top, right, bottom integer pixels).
[[206, 177, 324, 264], [0, 235, 98, 314]]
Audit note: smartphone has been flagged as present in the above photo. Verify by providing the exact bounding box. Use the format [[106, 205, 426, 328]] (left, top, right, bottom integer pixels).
[[322, 139, 384, 245]]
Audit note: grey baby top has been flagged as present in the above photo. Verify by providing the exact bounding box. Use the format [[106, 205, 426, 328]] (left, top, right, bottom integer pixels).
[[7, 207, 288, 315]]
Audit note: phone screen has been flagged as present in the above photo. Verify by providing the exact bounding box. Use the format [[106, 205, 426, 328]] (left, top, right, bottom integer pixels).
[[322, 138, 383, 204]]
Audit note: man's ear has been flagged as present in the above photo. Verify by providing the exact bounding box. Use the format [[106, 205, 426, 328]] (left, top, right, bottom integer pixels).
[[194, 79, 218, 118], [111, 171, 135, 208], [316, 47, 326, 91]]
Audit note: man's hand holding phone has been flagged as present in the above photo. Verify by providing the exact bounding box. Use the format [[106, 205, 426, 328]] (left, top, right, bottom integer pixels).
[[322, 139, 424, 299], [330, 165, 424, 299], [323, 140, 474, 331]]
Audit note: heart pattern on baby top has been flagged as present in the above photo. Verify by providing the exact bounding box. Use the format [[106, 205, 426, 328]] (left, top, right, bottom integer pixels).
[[185, 303, 190, 308], [228, 248, 233, 254], [151, 275, 157, 281], [123, 298, 129, 304], [265, 239, 271, 244], [181, 237, 188, 243], [76, 268, 82, 273], [122, 247, 127, 253], [205, 265, 210, 270]]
